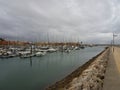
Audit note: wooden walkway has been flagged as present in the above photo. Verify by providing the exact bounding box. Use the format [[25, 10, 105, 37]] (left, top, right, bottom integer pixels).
[[103, 47, 120, 90]]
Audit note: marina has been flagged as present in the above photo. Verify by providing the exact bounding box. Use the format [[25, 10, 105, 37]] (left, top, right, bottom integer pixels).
[[0, 46, 104, 90], [0, 41, 92, 59], [0, 0, 119, 89]]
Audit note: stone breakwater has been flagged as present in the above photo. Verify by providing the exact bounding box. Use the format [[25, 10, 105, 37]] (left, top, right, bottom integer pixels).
[[67, 49, 109, 90], [46, 47, 110, 90]]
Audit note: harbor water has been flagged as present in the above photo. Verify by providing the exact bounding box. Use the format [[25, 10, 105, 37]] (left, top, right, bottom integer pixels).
[[0, 46, 105, 90]]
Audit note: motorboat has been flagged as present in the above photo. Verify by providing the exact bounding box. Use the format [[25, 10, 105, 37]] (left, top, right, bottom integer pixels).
[[35, 51, 46, 57]]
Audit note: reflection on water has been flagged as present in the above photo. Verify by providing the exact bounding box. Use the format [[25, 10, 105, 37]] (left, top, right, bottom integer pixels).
[[0, 46, 105, 90], [30, 57, 32, 67]]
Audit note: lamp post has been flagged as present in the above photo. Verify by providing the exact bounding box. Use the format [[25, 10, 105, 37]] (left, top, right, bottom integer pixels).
[[113, 33, 114, 46], [113, 33, 117, 52]]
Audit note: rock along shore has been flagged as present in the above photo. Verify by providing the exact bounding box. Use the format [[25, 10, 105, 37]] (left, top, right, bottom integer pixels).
[[46, 47, 110, 90]]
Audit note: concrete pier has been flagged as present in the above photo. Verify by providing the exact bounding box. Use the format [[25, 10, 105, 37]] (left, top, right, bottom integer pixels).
[[103, 47, 120, 90]]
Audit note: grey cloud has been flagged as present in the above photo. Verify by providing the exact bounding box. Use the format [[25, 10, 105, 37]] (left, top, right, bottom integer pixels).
[[0, 0, 120, 43]]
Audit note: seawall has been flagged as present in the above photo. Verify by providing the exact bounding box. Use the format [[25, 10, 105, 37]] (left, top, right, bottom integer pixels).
[[46, 47, 110, 90]]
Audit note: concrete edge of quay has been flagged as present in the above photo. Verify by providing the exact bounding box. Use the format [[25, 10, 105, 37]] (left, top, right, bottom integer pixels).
[[46, 47, 110, 90], [103, 46, 120, 90]]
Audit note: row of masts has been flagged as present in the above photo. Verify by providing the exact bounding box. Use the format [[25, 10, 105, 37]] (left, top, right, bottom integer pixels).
[[0, 45, 84, 59], [0, 38, 95, 59]]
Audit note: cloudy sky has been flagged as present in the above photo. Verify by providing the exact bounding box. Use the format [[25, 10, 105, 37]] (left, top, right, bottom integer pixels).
[[0, 0, 120, 43]]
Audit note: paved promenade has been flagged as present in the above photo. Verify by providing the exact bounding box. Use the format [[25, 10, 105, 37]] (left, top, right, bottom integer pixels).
[[103, 47, 120, 90]]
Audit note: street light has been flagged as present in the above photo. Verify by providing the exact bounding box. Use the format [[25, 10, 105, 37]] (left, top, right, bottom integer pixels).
[[113, 33, 117, 46], [112, 33, 117, 52]]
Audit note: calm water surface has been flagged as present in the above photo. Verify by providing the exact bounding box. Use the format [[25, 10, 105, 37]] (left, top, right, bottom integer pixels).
[[0, 46, 105, 90]]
